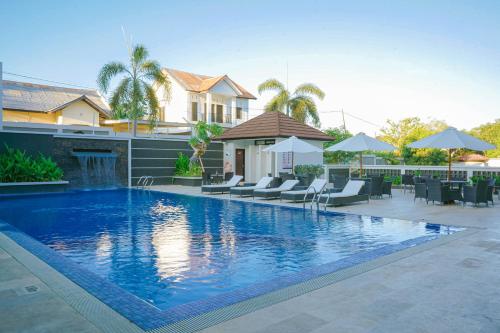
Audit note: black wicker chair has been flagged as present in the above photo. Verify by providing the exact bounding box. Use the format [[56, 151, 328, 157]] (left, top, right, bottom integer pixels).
[[382, 181, 392, 198], [202, 172, 211, 185], [414, 183, 427, 202], [370, 176, 384, 198], [463, 179, 489, 207], [487, 178, 495, 206], [426, 179, 462, 205], [224, 172, 234, 182], [332, 175, 347, 191], [402, 174, 414, 193]]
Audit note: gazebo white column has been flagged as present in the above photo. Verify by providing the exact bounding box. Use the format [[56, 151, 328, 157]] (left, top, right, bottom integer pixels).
[[206, 93, 212, 123]]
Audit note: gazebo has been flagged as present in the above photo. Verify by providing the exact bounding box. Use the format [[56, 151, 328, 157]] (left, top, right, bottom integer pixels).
[[216, 112, 332, 182]]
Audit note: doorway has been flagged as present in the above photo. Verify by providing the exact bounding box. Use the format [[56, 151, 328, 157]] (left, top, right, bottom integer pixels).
[[235, 149, 245, 180]]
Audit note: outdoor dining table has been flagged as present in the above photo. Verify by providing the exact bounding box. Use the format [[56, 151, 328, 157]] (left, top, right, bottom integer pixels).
[[440, 180, 468, 190]]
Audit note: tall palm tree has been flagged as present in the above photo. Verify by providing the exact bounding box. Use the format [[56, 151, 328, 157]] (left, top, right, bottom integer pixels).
[[257, 79, 324, 127], [97, 44, 171, 136]]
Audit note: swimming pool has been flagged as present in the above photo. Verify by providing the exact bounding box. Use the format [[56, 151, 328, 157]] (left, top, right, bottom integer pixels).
[[0, 189, 462, 330]]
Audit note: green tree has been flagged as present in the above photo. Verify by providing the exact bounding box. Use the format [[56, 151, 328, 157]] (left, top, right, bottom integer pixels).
[[470, 119, 500, 158], [188, 121, 224, 172], [257, 79, 324, 127], [97, 44, 171, 136], [379, 117, 448, 165], [323, 127, 356, 164]]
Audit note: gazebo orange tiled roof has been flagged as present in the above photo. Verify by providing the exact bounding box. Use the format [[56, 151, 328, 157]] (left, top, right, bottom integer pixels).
[[216, 112, 332, 141]]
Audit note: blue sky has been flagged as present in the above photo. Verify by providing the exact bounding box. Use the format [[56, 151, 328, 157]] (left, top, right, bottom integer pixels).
[[1, 0, 500, 134]]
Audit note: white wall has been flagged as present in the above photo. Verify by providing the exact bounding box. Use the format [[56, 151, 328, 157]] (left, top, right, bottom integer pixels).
[[223, 138, 324, 183], [157, 78, 188, 123], [58, 101, 100, 126], [276, 139, 324, 173]]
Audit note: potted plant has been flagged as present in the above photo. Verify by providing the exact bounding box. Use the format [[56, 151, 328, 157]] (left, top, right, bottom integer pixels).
[[294, 164, 323, 186], [172, 153, 203, 186]]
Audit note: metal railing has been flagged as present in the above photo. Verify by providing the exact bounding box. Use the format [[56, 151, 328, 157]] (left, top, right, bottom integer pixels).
[[136, 176, 154, 189], [324, 164, 500, 180]]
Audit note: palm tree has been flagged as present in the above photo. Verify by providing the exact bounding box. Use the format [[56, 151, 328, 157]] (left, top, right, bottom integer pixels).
[[188, 121, 224, 172], [257, 79, 324, 127], [97, 44, 171, 136]]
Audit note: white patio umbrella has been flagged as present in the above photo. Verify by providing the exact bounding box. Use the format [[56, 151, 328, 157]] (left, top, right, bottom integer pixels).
[[407, 127, 495, 180], [325, 132, 396, 176], [263, 136, 323, 173]]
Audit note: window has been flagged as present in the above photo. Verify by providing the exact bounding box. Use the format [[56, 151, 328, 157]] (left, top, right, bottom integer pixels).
[[191, 102, 198, 121], [236, 107, 242, 120], [204, 103, 207, 122], [216, 105, 223, 123], [211, 104, 216, 122]]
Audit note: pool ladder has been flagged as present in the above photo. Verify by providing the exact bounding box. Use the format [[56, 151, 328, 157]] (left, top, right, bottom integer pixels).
[[137, 176, 154, 189]]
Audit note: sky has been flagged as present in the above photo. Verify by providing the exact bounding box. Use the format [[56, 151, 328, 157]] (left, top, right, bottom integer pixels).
[[1, 0, 500, 135]]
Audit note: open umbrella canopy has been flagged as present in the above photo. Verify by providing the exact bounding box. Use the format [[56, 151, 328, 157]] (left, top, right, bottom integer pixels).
[[407, 127, 495, 180], [263, 136, 323, 153], [407, 127, 495, 151], [325, 132, 395, 152]]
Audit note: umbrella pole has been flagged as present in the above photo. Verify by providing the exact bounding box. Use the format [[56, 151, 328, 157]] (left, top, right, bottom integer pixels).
[[359, 151, 363, 177], [291, 152, 294, 174], [448, 149, 452, 181]]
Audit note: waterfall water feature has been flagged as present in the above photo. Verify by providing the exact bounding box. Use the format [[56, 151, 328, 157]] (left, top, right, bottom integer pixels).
[[72, 151, 118, 188]]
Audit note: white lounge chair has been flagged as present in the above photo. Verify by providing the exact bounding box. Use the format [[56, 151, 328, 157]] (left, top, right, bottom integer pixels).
[[230, 176, 274, 197], [317, 180, 369, 209], [280, 178, 327, 202], [254, 179, 300, 199], [201, 175, 243, 194]]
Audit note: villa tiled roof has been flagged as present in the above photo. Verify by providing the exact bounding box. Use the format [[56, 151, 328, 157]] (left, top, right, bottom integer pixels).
[[217, 112, 333, 141], [1, 80, 110, 117], [165, 68, 256, 99]]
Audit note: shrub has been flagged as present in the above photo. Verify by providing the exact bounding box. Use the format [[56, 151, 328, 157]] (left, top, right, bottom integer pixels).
[[0, 146, 63, 182], [294, 164, 324, 177], [174, 152, 190, 175], [384, 175, 402, 185], [174, 153, 202, 177]]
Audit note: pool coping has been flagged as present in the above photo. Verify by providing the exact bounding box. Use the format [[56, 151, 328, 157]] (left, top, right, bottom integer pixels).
[[0, 189, 477, 333]]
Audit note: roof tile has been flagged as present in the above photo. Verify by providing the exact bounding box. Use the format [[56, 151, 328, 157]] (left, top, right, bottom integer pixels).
[[165, 68, 256, 99], [2, 80, 110, 117], [217, 112, 332, 141]]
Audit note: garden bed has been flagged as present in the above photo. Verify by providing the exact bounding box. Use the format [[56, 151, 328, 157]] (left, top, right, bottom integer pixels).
[[172, 176, 202, 187], [0, 181, 70, 195]]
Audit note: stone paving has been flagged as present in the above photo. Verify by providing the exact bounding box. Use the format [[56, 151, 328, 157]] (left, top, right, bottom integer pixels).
[[1, 186, 499, 333]]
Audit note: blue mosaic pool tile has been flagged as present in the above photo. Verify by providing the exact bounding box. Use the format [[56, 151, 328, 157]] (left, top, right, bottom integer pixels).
[[0, 208, 461, 330]]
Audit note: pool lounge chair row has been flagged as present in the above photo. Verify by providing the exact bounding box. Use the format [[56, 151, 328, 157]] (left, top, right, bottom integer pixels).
[[201, 176, 370, 208]]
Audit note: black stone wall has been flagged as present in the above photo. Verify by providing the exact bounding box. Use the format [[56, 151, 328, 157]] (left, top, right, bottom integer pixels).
[[131, 138, 223, 185], [0, 132, 225, 188], [0, 132, 128, 188]]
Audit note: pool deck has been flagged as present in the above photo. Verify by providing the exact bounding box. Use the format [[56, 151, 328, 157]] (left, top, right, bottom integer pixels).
[[1, 186, 500, 333]]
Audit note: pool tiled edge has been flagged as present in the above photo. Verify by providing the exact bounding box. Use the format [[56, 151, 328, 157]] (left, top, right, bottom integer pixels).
[[0, 213, 469, 332]]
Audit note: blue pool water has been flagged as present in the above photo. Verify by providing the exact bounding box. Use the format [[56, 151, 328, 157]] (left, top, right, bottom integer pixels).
[[0, 189, 460, 317]]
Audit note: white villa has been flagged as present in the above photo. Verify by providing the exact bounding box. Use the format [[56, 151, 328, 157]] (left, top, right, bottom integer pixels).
[[155, 68, 256, 129]]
